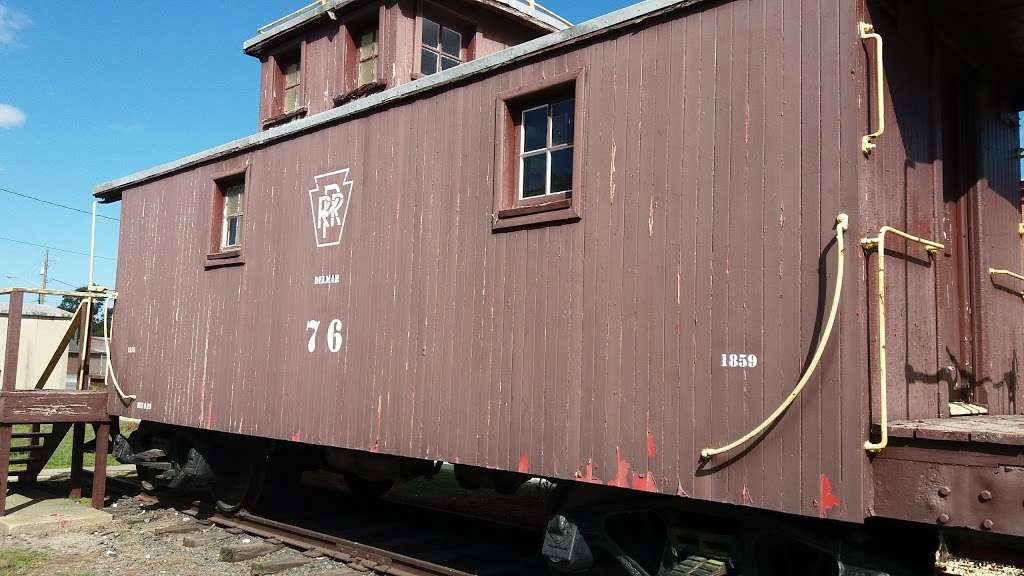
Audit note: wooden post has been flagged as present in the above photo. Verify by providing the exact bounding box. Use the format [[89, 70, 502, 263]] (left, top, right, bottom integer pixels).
[[3, 290, 23, 392], [0, 291, 23, 516], [91, 421, 109, 510], [69, 422, 85, 500], [77, 298, 92, 390], [0, 425, 10, 516]]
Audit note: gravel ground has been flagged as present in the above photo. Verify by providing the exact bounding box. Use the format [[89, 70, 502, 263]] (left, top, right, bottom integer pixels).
[[0, 495, 360, 576]]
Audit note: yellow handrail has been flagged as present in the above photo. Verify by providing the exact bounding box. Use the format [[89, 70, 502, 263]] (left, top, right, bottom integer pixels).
[[858, 22, 885, 155], [989, 268, 1024, 300], [700, 214, 849, 461], [861, 226, 943, 453]]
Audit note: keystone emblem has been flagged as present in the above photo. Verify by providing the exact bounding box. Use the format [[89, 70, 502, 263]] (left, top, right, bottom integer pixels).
[[308, 168, 354, 248]]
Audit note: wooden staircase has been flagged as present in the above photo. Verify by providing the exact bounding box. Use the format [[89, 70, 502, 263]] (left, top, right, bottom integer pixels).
[[1, 288, 112, 515]]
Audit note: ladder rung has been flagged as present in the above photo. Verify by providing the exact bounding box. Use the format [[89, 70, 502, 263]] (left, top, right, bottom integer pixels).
[[10, 433, 49, 440]]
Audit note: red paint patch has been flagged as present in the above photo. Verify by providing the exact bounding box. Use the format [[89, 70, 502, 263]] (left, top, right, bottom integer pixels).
[[646, 430, 657, 459], [290, 432, 302, 442], [517, 455, 530, 473], [576, 459, 601, 484], [630, 471, 658, 492], [205, 399, 213, 430], [819, 473, 840, 517], [607, 447, 631, 488]]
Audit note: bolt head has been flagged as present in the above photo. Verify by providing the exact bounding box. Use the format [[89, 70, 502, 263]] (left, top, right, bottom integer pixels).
[[938, 487, 951, 497], [937, 513, 950, 524], [982, 519, 994, 530], [979, 490, 993, 502]]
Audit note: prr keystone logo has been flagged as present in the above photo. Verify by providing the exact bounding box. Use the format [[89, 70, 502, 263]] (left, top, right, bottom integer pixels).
[[308, 168, 353, 248]]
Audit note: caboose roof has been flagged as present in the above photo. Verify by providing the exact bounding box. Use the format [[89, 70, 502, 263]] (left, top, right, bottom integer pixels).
[[243, 0, 572, 55], [94, 0, 706, 202]]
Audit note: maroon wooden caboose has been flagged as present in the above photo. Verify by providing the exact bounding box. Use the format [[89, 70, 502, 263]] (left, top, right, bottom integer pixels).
[[92, 0, 1024, 571]]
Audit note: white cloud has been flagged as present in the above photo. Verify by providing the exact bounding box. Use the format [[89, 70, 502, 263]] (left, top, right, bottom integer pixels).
[[0, 103, 26, 128], [0, 4, 30, 45]]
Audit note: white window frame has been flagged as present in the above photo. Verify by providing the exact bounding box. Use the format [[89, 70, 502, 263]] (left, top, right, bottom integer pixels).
[[518, 100, 574, 200], [220, 182, 245, 250], [420, 18, 463, 75]]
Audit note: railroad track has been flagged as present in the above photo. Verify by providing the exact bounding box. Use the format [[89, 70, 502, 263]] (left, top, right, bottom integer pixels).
[[106, 474, 546, 576]]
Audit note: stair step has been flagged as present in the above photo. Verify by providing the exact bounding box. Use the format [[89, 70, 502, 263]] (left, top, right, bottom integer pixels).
[[11, 432, 49, 440], [9, 444, 48, 452], [7, 458, 38, 466]]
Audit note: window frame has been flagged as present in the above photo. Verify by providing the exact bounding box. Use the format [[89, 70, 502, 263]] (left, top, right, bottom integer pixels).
[[338, 2, 387, 99], [207, 166, 250, 269], [517, 100, 576, 201], [263, 40, 307, 129], [492, 69, 585, 231], [412, 1, 476, 79]]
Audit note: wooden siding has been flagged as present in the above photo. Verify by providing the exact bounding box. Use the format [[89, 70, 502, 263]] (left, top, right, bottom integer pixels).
[[111, 0, 868, 524]]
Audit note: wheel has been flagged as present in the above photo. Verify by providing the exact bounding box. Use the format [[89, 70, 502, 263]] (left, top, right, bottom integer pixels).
[[343, 472, 394, 501]]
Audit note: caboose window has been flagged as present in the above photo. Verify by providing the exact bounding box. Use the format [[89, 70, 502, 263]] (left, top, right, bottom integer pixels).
[[357, 28, 380, 87], [220, 181, 245, 250], [519, 99, 575, 199], [279, 52, 302, 114], [420, 18, 462, 75]]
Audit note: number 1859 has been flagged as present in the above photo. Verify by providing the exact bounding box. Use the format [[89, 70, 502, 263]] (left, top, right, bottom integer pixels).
[[721, 353, 758, 368]]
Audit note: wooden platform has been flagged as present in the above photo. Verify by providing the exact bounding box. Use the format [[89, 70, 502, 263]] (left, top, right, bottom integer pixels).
[[888, 415, 1024, 446], [0, 390, 108, 424]]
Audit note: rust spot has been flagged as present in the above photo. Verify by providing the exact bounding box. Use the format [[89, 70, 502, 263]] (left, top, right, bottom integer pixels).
[[290, 432, 302, 442], [517, 454, 530, 473], [646, 430, 657, 459], [631, 471, 658, 492], [575, 459, 601, 483], [819, 473, 840, 517], [607, 447, 631, 488]]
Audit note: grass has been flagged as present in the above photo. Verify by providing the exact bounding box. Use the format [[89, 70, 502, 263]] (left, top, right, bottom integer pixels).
[[0, 549, 47, 575], [11, 420, 138, 470]]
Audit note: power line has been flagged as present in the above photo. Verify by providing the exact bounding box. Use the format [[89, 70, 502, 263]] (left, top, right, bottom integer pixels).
[[49, 277, 78, 289], [0, 187, 120, 222], [0, 236, 116, 261]]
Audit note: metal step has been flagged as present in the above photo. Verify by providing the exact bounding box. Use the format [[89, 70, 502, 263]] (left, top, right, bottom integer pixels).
[[9, 444, 48, 452], [7, 458, 38, 466]]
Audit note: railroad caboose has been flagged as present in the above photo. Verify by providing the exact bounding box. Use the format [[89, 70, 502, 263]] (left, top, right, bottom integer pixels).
[[87, 0, 1024, 572]]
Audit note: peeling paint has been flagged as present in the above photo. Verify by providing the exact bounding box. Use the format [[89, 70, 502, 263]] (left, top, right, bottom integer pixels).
[[677, 482, 689, 498], [609, 140, 617, 205], [648, 198, 655, 236], [575, 459, 601, 484], [742, 485, 753, 505], [630, 471, 658, 492], [608, 446, 631, 488], [371, 394, 383, 453], [291, 432, 302, 442], [517, 454, 530, 473], [646, 430, 657, 459], [819, 474, 840, 517]]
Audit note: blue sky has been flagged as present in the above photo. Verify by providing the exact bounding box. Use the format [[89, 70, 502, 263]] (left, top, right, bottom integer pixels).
[[1, 1, 1021, 302], [0, 1, 632, 301]]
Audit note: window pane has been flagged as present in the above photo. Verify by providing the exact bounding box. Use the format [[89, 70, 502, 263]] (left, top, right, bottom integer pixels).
[[550, 147, 574, 193], [441, 56, 460, 71], [284, 86, 301, 112], [441, 27, 461, 57], [522, 106, 548, 152], [225, 216, 238, 247], [521, 154, 547, 198], [235, 215, 244, 244], [358, 59, 377, 85], [420, 49, 438, 75], [359, 30, 379, 58], [283, 61, 300, 88], [551, 99, 575, 146], [421, 18, 439, 48]]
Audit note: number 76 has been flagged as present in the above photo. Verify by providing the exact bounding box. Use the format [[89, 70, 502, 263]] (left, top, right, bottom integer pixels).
[[307, 319, 344, 353]]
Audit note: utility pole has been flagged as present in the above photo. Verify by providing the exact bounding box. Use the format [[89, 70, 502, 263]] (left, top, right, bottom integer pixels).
[[38, 249, 48, 304]]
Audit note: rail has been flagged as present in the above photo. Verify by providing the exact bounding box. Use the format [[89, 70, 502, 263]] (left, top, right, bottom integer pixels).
[[860, 226, 943, 453], [858, 21, 885, 155], [700, 213, 849, 460], [988, 268, 1024, 300]]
